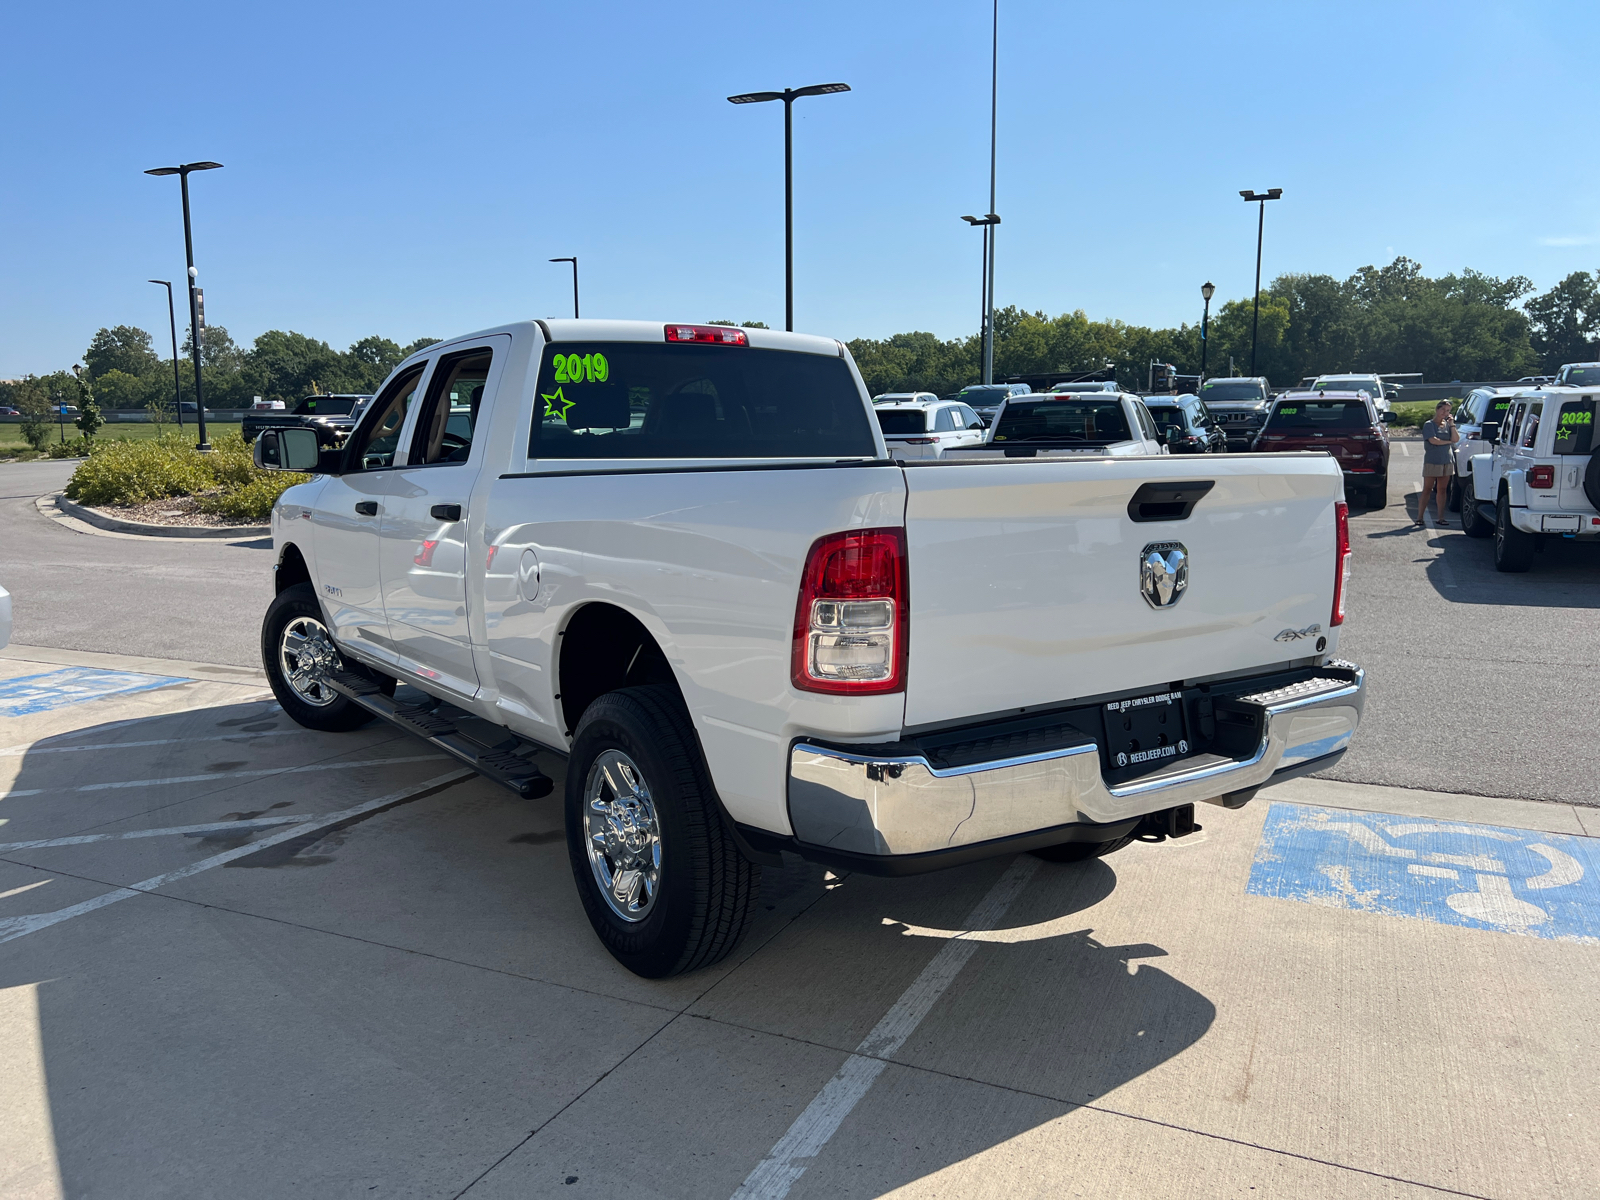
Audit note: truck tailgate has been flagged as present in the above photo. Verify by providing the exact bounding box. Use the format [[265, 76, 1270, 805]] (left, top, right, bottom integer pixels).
[[901, 454, 1342, 727]]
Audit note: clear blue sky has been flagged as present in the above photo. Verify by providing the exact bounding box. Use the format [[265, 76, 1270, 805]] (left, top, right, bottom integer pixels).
[[3, 0, 1597, 376]]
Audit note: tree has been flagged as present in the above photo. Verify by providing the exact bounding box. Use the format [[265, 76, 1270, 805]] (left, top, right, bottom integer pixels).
[[400, 336, 441, 359], [12, 376, 53, 450], [74, 375, 104, 441], [344, 336, 404, 392], [83, 326, 161, 380], [1525, 271, 1598, 371], [92, 368, 152, 410]]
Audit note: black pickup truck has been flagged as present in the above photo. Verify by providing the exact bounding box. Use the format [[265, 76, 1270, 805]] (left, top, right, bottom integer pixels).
[[240, 394, 372, 445]]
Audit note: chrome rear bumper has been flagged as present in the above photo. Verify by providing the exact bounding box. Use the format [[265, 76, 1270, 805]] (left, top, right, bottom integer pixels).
[[787, 666, 1363, 858]]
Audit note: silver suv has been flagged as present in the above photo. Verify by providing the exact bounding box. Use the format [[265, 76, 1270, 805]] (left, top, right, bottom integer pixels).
[[1197, 377, 1273, 450], [1311, 374, 1396, 414]]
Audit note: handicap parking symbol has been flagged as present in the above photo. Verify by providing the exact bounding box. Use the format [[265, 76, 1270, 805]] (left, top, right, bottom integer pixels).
[[0, 667, 190, 718], [1247, 802, 1600, 944]]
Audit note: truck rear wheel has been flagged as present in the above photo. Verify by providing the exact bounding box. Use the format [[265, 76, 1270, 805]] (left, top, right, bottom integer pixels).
[[1030, 834, 1135, 863], [1493, 493, 1535, 572], [1461, 479, 1493, 538], [565, 686, 759, 978], [1365, 475, 1388, 509], [261, 583, 393, 731]]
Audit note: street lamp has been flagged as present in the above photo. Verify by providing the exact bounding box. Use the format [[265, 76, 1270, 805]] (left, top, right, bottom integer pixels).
[[727, 82, 851, 332], [549, 257, 579, 318], [962, 214, 1002, 383], [1239, 188, 1282, 378], [148, 280, 185, 431], [1199, 280, 1215, 381], [145, 160, 222, 451]]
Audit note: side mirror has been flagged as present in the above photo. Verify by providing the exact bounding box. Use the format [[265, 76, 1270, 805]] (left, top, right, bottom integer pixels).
[[1164, 424, 1185, 445], [1380, 411, 1397, 424], [254, 427, 323, 472], [1481, 421, 1499, 444]]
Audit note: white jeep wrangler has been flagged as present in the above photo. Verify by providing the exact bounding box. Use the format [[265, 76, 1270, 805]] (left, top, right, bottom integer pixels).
[[1464, 386, 1599, 570]]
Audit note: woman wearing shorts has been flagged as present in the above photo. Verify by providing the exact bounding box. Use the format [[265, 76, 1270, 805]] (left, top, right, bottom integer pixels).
[[1417, 401, 1459, 527]]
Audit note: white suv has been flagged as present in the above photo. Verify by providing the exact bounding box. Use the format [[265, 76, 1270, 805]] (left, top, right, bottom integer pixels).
[[1463, 386, 1599, 570], [1448, 386, 1524, 512], [873, 399, 987, 459], [1312, 374, 1396, 414]]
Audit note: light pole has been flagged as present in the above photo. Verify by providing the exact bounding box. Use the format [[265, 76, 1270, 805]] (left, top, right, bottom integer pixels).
[[727, 82, 851, 332], [984, 0, 1000, 386], [1199, 280, 1215, 381], [1239, 188, 1282, 377], [145, 160, 222, 451], [962, 214, 1001, 382], [549, 257, 579, 318], [148, 280, 185, 430]]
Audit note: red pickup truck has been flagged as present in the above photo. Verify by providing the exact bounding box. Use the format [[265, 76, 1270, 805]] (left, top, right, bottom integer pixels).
[[1253, 390, 1396, 508]]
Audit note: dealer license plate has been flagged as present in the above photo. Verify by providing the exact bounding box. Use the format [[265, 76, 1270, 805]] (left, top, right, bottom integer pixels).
[[1102, 690, 1190, 771]]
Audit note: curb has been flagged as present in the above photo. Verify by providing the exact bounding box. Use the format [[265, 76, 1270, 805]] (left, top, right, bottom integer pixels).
[[44, 492, 268, 540]]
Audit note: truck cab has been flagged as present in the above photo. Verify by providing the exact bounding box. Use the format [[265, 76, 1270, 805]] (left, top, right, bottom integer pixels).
[[1464, 386, 1600, 569]]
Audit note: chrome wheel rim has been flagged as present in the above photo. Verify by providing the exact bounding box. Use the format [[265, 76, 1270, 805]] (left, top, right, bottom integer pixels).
[[278, 615, 343, 707], [583, 750, 662, 923]]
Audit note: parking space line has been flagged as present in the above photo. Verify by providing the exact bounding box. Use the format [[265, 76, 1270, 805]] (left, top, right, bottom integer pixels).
[[0, 729, 303, 757], [0, 769, 473, 945], [730, 857, 1041, 1200], [0, 814, 322, 851], [1, 754, 449, 799]]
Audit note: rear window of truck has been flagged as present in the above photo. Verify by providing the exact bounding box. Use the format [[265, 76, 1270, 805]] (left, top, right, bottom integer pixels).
[[1265, 400, 1370, 429], [991, 399, 1131, 443], [1554, 399, 1595, 455], [528, 342, 877, 459], [293, 397, 358, 416], [1199, 382, 1265, 402]]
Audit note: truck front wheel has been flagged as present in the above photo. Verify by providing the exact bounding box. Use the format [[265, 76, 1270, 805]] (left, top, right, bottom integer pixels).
[[261, 583, 393, 731], [565, 686, 760, 978]]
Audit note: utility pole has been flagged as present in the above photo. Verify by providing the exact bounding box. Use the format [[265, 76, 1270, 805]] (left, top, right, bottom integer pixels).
[[1239, 188, 1282, 378]]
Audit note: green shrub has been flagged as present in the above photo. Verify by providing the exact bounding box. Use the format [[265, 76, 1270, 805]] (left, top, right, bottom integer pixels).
[[47, 437, 92, 459], [197, 473, 307, 521]]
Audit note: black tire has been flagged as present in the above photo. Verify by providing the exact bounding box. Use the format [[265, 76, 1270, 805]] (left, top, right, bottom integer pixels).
[[565, 686, 759, 978], [1446, 476, 1462, 513], [1461, 478, 1493, 538], [1493, 492, 1535, 572], [1030, 834, 1136, 863], [261, 583, 393, 731], [1586, 451, 1600, 514], [1365, 476, 1388, 509]]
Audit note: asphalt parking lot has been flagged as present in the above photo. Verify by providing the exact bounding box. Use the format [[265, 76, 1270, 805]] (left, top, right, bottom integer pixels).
[[2, 443, 1598, 1199]]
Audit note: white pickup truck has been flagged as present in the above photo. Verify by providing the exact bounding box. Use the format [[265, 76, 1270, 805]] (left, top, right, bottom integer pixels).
[[1462, 384, 1599, 569], [253, 319, 1366, 977]]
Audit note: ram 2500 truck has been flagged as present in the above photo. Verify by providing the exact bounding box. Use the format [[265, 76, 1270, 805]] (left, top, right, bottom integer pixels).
[[253, 319, 1365, 977]]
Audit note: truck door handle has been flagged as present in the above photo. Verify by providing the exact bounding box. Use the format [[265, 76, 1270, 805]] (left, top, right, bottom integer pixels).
[[430, 503, 462, 521], [354, 501, 378, 516]]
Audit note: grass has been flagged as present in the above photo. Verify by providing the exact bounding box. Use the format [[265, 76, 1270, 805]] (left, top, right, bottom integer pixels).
[[0, 420, 242, 452]]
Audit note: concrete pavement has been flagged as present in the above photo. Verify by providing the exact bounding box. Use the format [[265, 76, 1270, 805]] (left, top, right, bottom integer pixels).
[[2, 646, 1596, 1199]]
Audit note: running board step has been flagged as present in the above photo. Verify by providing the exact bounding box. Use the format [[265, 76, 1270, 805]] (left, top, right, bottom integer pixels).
[[326, 672, 554, 799]]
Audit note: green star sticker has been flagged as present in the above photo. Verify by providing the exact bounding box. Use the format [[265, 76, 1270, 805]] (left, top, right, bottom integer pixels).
[[541, 386, 575, 424]]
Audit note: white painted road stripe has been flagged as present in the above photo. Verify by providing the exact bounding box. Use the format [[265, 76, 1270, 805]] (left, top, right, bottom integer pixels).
[[0, 769, 474, 944], [0, 754, 448, 799], [0, 814, 322, 851], [0, 729, 304, 756], [730, 856, 1041, 1200]]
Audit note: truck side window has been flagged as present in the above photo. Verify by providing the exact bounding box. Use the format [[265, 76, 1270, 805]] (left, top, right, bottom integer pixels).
[[411, 349, 493, 465], [348, 366, 424, 470]]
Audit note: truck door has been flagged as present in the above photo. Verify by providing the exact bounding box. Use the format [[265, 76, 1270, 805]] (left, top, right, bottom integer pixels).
[[377, 337, 508, 699], [309, 363, 427, 666]]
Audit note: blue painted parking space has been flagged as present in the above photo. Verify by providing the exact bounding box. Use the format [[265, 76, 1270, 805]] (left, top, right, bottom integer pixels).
[[1248, 802, 1600, 944], [0, 667, 190, 717]]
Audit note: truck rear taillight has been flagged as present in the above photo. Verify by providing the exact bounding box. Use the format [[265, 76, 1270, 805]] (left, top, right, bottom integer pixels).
[[1529, 465, 1555, 489], [665, 324, 748, 345], [902, 437, 936, 445], [792, 529, 907, 694], [1331, 501, 1350, 627]]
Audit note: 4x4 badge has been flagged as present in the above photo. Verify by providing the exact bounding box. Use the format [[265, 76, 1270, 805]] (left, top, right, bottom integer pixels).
[[1274, 623, 1322, 642], [1139, 542, 1188, 608]]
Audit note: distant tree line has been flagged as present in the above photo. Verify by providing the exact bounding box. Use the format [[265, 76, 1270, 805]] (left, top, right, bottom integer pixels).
[[848, 258, 1600, 396], [5, 258, 1597, 418]]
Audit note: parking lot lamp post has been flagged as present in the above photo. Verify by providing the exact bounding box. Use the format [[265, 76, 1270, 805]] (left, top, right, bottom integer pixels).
[[145, 161, 222, 451], [1239, 188, 1282, 377], [148, 280, 185, 431], [549, 257, 578, 318], [727, 83, 851, 332], [962, 214, 1002, 383], [1199, 281, 1215, 380]]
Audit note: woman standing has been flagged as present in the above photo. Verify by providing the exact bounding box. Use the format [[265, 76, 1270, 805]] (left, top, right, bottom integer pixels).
[[1416, 401, 1460, 527]]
